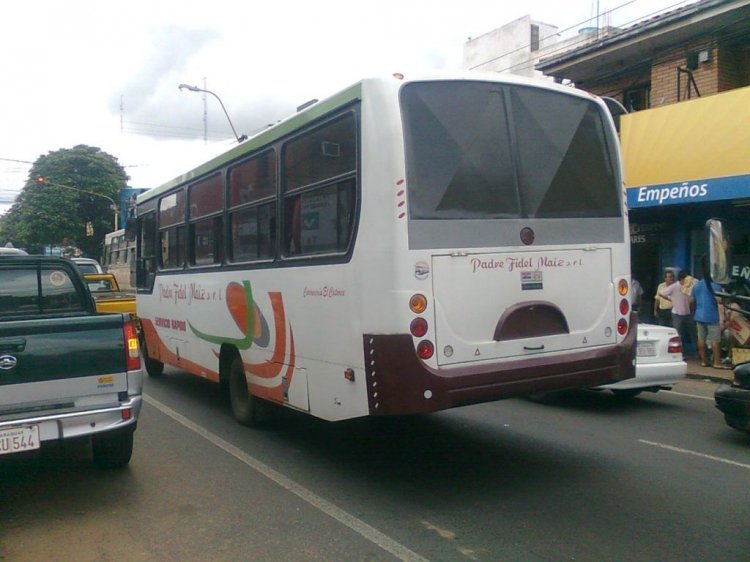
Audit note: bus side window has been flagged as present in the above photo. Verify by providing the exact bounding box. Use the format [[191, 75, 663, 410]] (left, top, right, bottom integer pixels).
[[286, 198, 302, 255], [284, 179, 355, 256], [191, 216, 223, 266], [230, 202, 276, 261], [137, 213, 157, 290], [160, 226, 186, 269], [281, 113, 357, 258]]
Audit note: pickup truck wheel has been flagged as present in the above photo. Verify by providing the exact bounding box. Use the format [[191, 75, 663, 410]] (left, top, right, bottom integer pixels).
[[92, 429, 134, 469], [230, 356, 257, 426]]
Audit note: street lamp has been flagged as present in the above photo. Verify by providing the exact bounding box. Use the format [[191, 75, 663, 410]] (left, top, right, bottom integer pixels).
[[36, 177, 119, 230], [178, 84, 247, 143]]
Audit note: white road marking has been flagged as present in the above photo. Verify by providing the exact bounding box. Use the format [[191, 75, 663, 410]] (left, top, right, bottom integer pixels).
[[663, 390, 714, 401], [639, 439, 750, 470], [143, 394, 429, 562]]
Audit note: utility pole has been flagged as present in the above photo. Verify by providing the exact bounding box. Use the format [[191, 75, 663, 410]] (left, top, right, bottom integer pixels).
[[202, 77, 208, 144]]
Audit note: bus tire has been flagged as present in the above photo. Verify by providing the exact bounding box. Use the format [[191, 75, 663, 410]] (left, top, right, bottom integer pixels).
[[611, 389, 642, 399], [92, 428, 134, 469], [229, 356, 257, 426], [144, 355, 164, 377], [140, 337, 164, 377]]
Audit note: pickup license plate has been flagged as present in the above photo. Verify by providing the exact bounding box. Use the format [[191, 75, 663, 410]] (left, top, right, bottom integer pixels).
[[0, 425, 40, 456], [637, 341, 657, 357]]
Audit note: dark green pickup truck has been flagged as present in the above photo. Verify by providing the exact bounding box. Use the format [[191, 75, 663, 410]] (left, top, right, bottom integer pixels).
[[0, 256, 143, 468]]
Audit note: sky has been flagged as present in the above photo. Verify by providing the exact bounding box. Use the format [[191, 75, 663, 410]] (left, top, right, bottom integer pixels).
[[0, 0, 696, 215]]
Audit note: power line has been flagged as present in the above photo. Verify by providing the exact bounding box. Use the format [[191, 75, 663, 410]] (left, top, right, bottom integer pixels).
[[120, 121, 234, 141]]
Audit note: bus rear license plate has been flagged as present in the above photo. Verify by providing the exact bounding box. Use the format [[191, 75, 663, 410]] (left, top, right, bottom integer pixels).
[[637, 342, 657, 357], [0, 425, 40, 456]]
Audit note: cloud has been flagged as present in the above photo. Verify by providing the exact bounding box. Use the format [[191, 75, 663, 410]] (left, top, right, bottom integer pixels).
[[110, 26, 220, 134]]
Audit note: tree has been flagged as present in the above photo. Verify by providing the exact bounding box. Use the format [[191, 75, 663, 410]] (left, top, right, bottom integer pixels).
[[0, 145, 128, 257]]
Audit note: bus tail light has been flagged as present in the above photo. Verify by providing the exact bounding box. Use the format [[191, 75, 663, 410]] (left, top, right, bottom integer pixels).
[[410, 318, 428, 338], [617, 318, 628, 335], [619, 298, 630, 315], [409, 294, 428, 314], [618, 279, 629, 297], [123, 320, 141, 372], [417, 340, 434, 359]]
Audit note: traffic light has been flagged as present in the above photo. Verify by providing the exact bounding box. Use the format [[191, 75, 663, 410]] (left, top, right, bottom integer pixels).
[[36, 175, 46, 184]]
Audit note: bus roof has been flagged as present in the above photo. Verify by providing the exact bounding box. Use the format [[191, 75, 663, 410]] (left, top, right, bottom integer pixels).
[[136, 72, 602, 206]]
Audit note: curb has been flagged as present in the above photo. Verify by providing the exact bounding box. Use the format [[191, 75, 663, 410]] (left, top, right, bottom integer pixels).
[[686, 372, 732, 384]]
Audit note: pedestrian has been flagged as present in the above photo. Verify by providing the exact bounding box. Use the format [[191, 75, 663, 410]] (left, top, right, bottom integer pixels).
[[653, 270, 675, 326], [659, 270, 698, 357], [680, 271, 697, 299], [692, 276, 730, 369]]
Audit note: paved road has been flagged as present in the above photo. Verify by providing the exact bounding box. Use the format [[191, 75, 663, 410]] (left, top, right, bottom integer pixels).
[[2, 373, 749, 561]]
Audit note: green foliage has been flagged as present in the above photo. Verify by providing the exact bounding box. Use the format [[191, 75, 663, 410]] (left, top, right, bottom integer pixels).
[[0, 145, 129, 257]]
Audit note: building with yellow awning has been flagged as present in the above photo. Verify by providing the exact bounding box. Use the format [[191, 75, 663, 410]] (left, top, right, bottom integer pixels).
[[534, 0, 750, 322], [622, 86, 750, 210]]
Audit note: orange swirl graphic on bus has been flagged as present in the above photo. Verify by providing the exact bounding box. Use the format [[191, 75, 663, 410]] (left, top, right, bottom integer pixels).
[[190, 281, 295, 402]]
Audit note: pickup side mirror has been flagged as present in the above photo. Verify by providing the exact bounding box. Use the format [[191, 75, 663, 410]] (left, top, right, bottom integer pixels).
[[706, 218, 731, 284]]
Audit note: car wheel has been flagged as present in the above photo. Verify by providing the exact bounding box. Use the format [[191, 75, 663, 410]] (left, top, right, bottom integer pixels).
[[92, 429, 134, 469]]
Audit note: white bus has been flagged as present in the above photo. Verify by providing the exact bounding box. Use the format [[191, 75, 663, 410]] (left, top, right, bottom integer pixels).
[[132, 73, 636, 425], [102, 228, 135, 290]]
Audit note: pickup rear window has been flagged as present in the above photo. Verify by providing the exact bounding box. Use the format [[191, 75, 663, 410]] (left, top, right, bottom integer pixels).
[[0, 266, 84, 316]]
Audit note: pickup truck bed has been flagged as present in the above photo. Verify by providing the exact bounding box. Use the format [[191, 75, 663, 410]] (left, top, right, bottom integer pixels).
[[0, 256, 143, 468]]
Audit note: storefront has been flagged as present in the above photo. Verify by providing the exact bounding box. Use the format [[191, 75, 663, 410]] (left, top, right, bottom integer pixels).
[[620, 86, 750, 322]]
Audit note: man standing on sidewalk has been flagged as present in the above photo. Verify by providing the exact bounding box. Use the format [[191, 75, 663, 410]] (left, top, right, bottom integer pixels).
[[654, 270, 675, 326], [659, 270, 698, 358], [692, 276, 729, 369]]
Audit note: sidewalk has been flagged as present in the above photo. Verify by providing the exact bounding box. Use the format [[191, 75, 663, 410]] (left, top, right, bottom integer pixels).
[[685, 357, 734, 384]]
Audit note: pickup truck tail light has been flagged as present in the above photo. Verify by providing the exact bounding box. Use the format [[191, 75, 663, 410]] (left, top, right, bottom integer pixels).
[[123, 320, 141, 371]]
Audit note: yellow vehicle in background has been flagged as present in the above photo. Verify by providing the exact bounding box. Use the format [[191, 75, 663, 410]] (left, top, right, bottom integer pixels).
[[84, 273, 136, 318]]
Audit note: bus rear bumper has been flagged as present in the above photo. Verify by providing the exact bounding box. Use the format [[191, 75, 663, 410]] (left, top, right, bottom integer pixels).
[[364, 322, 636, 416]]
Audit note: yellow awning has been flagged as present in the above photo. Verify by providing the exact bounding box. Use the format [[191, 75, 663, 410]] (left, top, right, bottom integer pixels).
[[620, 86, 750, 188]]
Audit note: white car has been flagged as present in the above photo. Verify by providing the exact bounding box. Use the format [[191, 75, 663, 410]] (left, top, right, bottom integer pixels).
[[71, 257, 103, 274], [0, 247, 28, 256], [595, 323, 687, 397]]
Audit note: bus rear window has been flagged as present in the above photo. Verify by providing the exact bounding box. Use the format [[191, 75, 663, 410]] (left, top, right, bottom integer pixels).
[[401, 81, 620, 220]]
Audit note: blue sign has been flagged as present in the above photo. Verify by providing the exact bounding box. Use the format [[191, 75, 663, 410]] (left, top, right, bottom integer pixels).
[[627, 174, 750, 209]]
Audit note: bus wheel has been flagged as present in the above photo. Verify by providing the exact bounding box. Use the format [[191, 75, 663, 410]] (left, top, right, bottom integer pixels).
[[141, 337, 164, 377], [611, 389, 642, 399], [144, 355, 164, 377], [229, 356, 257, 426]]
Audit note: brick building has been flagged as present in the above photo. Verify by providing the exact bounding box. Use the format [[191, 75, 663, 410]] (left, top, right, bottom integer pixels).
[[536, 0, 750, 321]]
